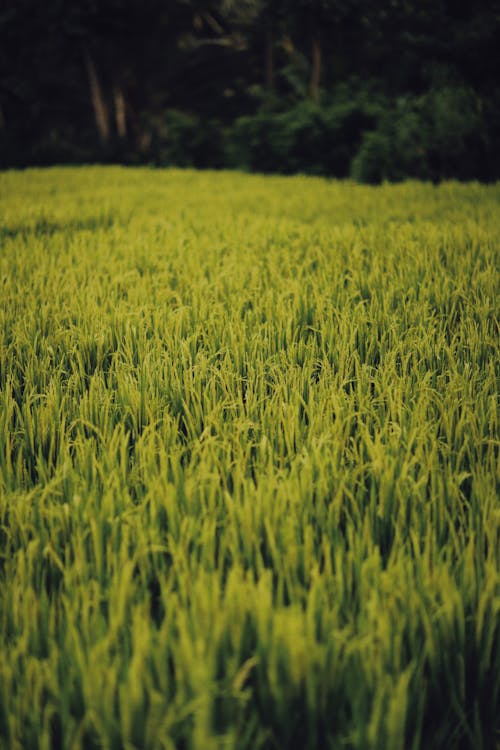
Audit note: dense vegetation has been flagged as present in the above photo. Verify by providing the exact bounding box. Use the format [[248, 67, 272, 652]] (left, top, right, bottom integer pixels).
[[2, 1, 500, 180], [1, 167, 499, 749]]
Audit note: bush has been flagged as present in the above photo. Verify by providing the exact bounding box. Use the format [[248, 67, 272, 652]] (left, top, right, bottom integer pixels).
[[352, 86, 486, 183], [423, 86, 483, 180], [228, 98, 378, 176], [151, 109, 225, 168], [351, 97, 429, 183]]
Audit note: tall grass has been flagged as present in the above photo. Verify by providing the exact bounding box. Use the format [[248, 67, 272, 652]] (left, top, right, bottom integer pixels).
[[0, 167, 499, 749]]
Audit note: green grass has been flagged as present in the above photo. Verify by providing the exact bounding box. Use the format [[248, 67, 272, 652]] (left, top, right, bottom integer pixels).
[[0, 167, 499, 750]]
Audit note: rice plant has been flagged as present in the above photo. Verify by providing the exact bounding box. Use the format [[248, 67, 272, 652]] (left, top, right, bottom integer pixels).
[[0, 167, 499, 750]]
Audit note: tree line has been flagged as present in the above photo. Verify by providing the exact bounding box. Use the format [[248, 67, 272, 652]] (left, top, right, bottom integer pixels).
[[1, 0, 500, 181]]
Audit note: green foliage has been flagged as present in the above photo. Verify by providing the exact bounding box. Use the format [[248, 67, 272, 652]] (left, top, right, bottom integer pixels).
[[351, 87, 486, 184], [423, 87, 483, 179], [150, 110, 225, 168], [351, 97, 427, 184], [229, 98, 377, 175], [0, 167, 499, 750]]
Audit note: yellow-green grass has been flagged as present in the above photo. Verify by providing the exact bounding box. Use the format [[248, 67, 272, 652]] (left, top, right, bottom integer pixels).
[[0, 167, 499, 750]]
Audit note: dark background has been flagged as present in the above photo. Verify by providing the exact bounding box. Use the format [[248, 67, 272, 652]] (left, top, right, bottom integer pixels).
[[1, 0, 500, 182]]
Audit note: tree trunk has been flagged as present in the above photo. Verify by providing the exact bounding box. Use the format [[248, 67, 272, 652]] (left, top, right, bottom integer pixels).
[[84, 47, 110, 145], [113, 84, 127, 139], [310, 32, 322, 100], [265, 26, 275, 90]]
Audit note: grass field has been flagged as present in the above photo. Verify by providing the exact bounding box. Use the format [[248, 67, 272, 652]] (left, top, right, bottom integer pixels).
[[0, 167, 499, 750]]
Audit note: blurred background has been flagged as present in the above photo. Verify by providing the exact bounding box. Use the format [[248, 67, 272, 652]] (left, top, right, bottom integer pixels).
[[1, 0, 499, 182]]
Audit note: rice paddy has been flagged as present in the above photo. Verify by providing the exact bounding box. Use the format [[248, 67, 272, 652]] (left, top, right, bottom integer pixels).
[[0, 167, 499, 749]]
